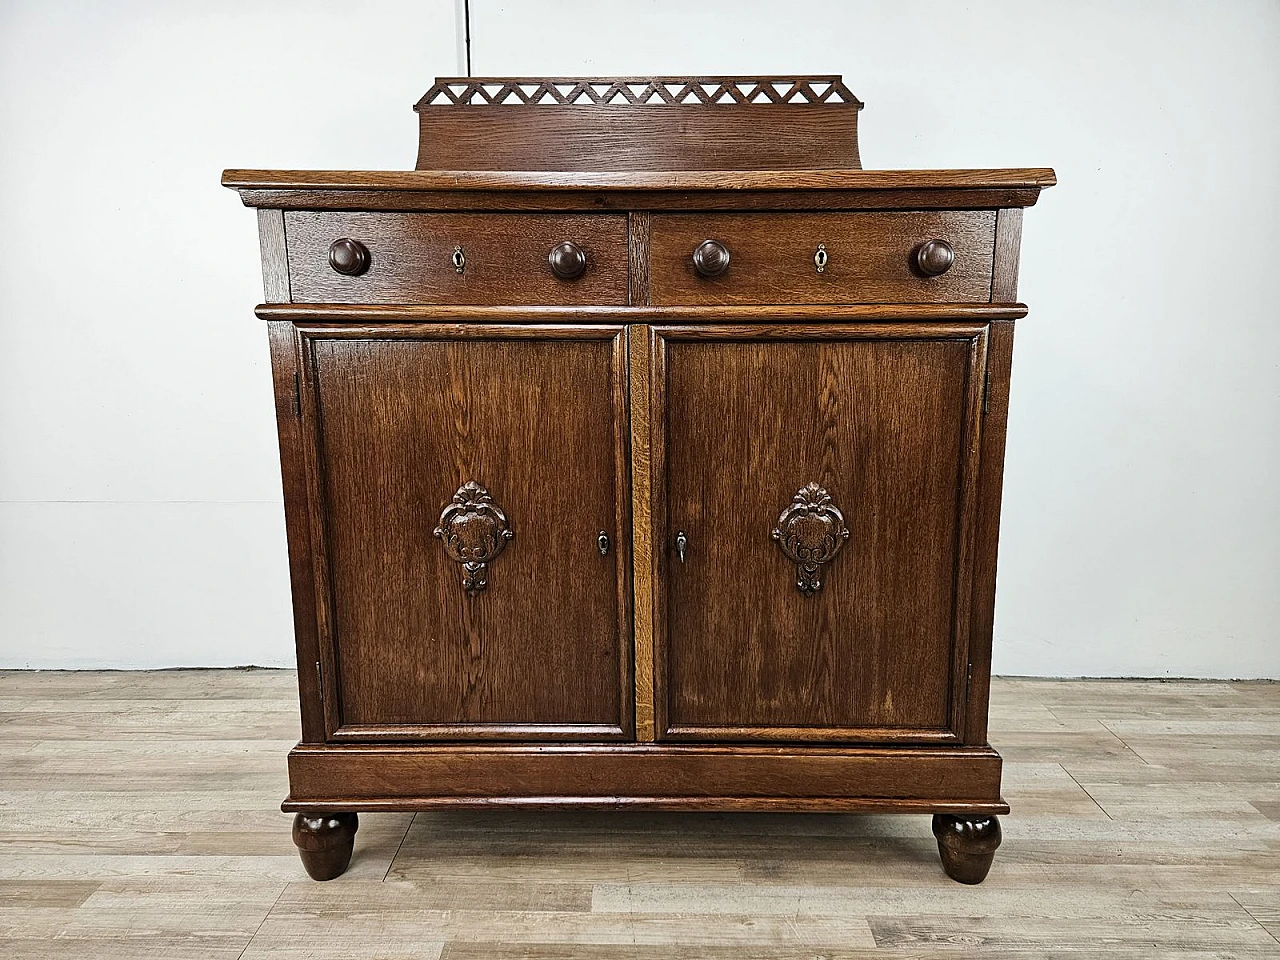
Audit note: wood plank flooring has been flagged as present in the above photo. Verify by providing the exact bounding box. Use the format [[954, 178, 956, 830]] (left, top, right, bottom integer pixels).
[[0, 671, 1276, 958]]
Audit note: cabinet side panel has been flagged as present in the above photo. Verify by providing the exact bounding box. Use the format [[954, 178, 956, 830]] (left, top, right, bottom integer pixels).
[[257, 208, 291, 302], [266, 320, 323, 742], [965, 320, 1016, 744], [991, 209, 1023, 302]]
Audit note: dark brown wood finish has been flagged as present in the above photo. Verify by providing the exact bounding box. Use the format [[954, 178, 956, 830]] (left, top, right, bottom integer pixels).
[[291, 811, 358, 881], [223, 168, 1056, 193], [413, 77, 862, 172], [650, 323, 988, 743], [296, 323, 632, 741], [226, 75, 1053, 882], [255, 303, 1030, 324], [256, 208, 290, 301], [284, 743, 1006, 812], [265, 320, 326, 744], [991, 208, 1025, 302], [286, 212, 628, 305], [963, 319, 1016, 745], [651, 212, 996, 305], [932, 813, 1003, 884]]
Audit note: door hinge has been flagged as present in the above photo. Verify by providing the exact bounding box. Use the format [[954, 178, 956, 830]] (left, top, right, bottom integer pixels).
[[981, 368, 990, 416], [315, 660, 324, 702], [293, 372, 302, 418]]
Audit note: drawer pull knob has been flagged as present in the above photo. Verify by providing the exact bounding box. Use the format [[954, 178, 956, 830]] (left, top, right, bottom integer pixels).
[[692, 239, 730, 278], [451, 245, 466, 275], [914, 238, 955, 277], [772, 482, 850, 596], [548, 241, 588, 280], [814, 243, 828, 273], [328, 238, 370, 277], [433, 480, 513, 595]]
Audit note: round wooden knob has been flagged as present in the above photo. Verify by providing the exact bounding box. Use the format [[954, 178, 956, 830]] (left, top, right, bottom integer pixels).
[[548, 241, 587, 280], [914, 239, 955, 277], [692, 239, 730, 278], [328, 238, 369, 276]]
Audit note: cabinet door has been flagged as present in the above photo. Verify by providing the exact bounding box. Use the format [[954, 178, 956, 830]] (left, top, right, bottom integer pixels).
[[651, 323, 989, 744], [297, 324, 631, 741]]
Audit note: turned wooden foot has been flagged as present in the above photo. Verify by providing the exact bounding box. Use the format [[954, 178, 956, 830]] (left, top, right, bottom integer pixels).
[[292, 811, 358, 881], [932, 814, 1001, 884]]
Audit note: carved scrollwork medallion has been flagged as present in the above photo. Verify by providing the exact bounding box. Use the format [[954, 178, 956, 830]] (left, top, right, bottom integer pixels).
[[433, 481, 514, 595], [771, 482, 850, 596]]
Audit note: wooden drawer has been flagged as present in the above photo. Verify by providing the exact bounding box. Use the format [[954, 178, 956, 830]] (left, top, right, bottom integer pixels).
[[285, 212, 629, 305], [650, 212, 996, 305]]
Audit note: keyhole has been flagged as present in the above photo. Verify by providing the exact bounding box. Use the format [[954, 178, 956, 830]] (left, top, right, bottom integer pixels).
[[452, 245, 466, 274], [814, 244, 828, 274]]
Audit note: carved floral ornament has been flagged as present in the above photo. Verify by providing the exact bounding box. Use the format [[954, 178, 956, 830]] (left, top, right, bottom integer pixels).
[[416, 76, 861, 108], [771, 482, 850, 596], [433, 480, 514, 595]]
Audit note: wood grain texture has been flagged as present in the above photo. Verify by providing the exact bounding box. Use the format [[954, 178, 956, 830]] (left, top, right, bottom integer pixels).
[[265, 320, 322, 744], [1, 671, 1278, 957], [415, 105, 863, 171], [284, 743, 1006, 808], [627, 212, 651, 306], [222, 168, 1057, 193], [285, 212, 628, 305], [256, 208, 290, 302], [255, 303, 1030, 323], [233, 185, 1050, 214], [652, 323, 988, 742], [964, 320, 1016, 745], [298, 325, 631, 739], [628, 325, 656, 742], [991, 207, 1025, 301], [222, 78, 1062, 889], [650, 211, 996, 305]]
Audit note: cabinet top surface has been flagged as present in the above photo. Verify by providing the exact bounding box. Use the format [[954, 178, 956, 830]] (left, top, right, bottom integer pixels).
[[222, 168, 1056, 194]]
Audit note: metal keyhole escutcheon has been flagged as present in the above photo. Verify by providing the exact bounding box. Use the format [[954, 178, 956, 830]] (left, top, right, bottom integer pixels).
[[675, 530, 688, 563], [814, 243, 828, 273], [452, 245, 466, 274], [597, 531, 610, 556]]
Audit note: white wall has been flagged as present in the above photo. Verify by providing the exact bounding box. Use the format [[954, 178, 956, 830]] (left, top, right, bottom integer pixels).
[[1, 1, 1276, 677], [0, 0, 459, 668]]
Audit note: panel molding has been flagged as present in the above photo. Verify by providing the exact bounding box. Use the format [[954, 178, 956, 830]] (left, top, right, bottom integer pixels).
[[648, 322, 992, 744], [293, 323, 633, 742]]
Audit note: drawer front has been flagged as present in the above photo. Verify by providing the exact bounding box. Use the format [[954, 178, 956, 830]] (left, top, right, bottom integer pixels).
[[286, 212, 629, 305], [650, 212, 995, 305], [651, 323, 988, 744]]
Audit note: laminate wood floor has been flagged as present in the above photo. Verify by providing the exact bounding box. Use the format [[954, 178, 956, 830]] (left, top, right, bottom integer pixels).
[[0, 671, 1277, 958]]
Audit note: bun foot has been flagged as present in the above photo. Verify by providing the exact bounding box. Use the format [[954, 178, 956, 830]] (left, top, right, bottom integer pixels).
[[932, 814, 1001, 884], [292, 811, 358, 881]]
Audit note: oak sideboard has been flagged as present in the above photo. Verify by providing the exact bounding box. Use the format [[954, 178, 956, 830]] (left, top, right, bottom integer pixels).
[[223, 76, 1055, 883]]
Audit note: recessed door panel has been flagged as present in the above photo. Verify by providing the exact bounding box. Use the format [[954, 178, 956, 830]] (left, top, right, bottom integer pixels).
[[653, 323, 987, 743], [300, 324, 631, 741]]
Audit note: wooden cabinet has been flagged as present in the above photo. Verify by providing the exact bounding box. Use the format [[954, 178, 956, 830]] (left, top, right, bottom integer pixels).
[[225, 75, 1054, 885]]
